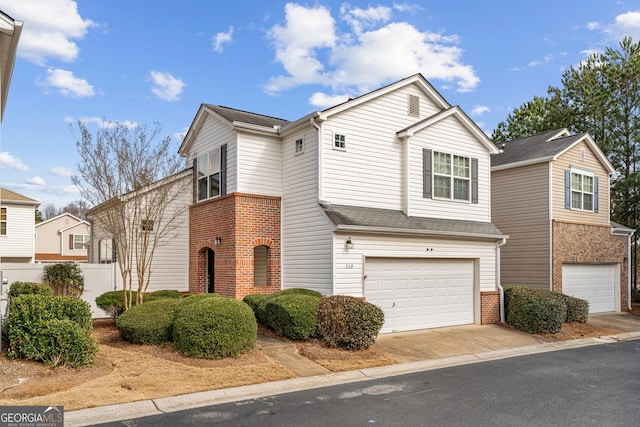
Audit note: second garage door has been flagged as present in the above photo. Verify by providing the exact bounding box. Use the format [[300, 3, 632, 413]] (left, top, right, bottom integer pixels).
[[562, 264, 616, 313], [365, 258, 475, 333]]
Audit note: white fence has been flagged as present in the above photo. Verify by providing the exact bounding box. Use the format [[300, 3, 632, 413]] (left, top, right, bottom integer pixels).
[[0, 263, 123, 319]]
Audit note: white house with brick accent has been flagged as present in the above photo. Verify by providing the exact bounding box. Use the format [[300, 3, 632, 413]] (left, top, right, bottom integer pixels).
[[491, 129, 635, 313], [180, 74, 508, 333]]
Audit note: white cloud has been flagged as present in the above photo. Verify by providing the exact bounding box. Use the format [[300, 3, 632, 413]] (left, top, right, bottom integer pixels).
[[265, 3, 479, 99], [606, 10, 640, 41], [0, 0, 96, 65], [0, 152, 29, 171], [471, 105, 490, 116], [527, 54, 554, 67], [586, 22, 600, 31], [7, 182, 79, 196], [308, 92, 350, 109], [73, 116, 139, 129], [213, 26, 234, 53], [149, 70, 186, 101], [49, 166, 73, 177], [174, 127, 189, 142], [27, 176, 46, 186], [41, 68, 95, 97]]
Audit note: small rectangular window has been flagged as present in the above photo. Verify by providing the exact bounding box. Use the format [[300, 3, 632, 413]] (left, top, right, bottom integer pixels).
[[295, 138, 304, 154], [73, 234, 89, 250], [141, 220, 154, 232], [99, 239, 114, 263], [334, 133, 346, 150], [0, 207, 6, 235], [197, 149, 221, 201]]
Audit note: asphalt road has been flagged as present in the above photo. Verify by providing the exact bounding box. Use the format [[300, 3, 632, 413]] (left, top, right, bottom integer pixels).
[[94, 339, 640, 427]]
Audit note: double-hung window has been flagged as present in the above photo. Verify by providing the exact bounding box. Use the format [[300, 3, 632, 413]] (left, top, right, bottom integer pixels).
[[0, 207, 6, 235], [433, 151, 470, 201], [197, 149, 221, 201], [570, 170, 595, 211], [73, 234, 89, 250]]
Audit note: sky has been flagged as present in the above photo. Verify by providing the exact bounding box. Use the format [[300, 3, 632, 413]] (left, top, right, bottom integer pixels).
[[1, 0, 639, 209]]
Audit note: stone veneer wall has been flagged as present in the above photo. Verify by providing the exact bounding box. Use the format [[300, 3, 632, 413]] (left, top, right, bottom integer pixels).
[[189, 193, 281, 299], [552, 220, 628, 310]]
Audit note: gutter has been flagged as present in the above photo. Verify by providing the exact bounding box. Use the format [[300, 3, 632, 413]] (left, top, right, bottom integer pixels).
[[335, 224, 508, 242], [496, 238, 507, 323]]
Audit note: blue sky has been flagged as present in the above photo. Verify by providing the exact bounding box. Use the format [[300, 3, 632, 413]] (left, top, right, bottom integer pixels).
[[1, 0, 639, 208]]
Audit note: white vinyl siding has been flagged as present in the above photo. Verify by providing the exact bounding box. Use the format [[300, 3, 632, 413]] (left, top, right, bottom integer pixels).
[[236, 132, 283, 196], [281, 128, 333, 295], [491, 163, 551, 289], [0, 204, 36, 261], [408, 115, 492, 221], [321, 83, 441, 211]]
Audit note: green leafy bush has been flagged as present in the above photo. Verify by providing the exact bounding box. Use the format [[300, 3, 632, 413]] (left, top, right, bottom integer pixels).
[[632, 288, 640, 303], [96, 289, 182, 318], [43, 263, 84, 297], [116, 299, 180, 345], [8, 281, 53, 301], [7, 294, 97, 368], [274, 288, 323, 298], [243, 294, 271, 322], [504, 286, 567, 334], [263, 294, 320, 340], [146, 289, 181, 301], [172, 297, 257, 359], [316, 295, 385, 350], [563, 294, 589, 323]]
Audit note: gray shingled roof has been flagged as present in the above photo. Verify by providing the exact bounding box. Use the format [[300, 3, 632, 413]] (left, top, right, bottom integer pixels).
[[205, 105, 289, 128], [322, 204, 506, 239], [491, 129, 585, 167]]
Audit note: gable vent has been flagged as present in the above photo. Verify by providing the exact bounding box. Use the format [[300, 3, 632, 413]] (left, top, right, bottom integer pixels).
[[408, 94, 420, 117]]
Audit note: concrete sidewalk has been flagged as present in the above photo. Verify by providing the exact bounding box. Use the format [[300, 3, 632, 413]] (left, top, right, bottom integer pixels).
[[66, 312, 640, 427]]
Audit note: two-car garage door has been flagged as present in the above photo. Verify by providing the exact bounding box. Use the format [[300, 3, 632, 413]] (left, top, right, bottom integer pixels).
[[562, 264, 617, 313], [365, 258, 475, 333]]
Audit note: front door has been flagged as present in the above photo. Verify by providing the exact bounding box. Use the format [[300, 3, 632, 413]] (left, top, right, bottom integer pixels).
[[207, 248, 215, 293]]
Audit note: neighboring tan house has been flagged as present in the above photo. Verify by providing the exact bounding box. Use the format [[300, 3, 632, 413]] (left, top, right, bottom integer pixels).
[[35, 213, 90, 262], [0, 10, 22, 123], [179, 74, 508, 333], [86, 170, 191, 292], [0, 187, 39, 263], [491, 129, 635, 313]]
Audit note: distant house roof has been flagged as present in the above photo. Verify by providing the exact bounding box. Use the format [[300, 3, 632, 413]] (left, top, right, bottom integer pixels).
[[35, 212, 89, 230], [491, 128, 615, 174], [204, 105, 290, 128], [0, 187, 39, 206], [321, 204, 507, 240]]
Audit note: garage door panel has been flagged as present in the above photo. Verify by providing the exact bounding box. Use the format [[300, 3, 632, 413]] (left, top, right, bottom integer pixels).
[[562, 264, 616, 313], [365, 258, 474, 333]]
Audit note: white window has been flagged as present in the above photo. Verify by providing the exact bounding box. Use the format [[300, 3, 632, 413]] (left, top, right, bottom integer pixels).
[[433, 151, 470, 201], [197, 149, 221, 201], [73, 234, 89, 250], [254, 245, 268, 286], [99, 239, 114, 263], [295, 137, 304, 154], [0, 207, 6, 235], [141, 220, 154, 232], [571, 171, 594, 211], [333, 133, 346, 150]]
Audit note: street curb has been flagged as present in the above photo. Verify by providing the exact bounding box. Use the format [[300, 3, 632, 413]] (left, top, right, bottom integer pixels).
[[64, 333, 640, 427]]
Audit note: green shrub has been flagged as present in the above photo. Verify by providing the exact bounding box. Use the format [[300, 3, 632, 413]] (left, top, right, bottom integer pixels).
[[8, 281, 53, 301], [504, 286, 567, 334], [7, 294, 97, 367], [96, 289, 182, 318], [172, 297, 257, 359], [243, 294, 271, 322], [632, 288, 640, 303], [563, 294, 589, 323], [145, 289, 181, 301], [263, 294, 320, 340], [316, 295, 385, 350], [274, 288, 323, 298], [43, 263, 84, 297], [116, 299, 180, 345]]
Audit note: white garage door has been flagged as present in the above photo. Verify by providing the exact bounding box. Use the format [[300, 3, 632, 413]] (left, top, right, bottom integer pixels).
[[365, 258, 474, 333], [562, 264, 616, 313]]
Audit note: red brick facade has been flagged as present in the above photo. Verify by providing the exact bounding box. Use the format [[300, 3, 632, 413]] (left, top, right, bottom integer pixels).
[[552, 220, 629, 310], [480, 290, 500, 324], [189, 192, 281, 300]]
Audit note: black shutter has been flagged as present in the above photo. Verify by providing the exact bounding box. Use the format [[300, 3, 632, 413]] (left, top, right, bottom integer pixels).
[[192, 158, 198, 203], [220, 144, 227, 195], [471, 158, 478, 204], [565, 170, 571, 209], [423, 149, 432, 199], [69, 234, 74, 250], [594, 177, 599, 213]]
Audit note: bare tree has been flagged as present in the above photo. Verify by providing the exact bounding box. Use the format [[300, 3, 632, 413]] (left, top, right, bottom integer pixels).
[[72, 120, 190, 309], [40, 200, 91, 220]]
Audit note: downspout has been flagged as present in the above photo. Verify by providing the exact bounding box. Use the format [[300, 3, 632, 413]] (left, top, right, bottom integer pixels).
[[496, 238, 507, 322], [310, 115, 323, 201], [628, 230, 635, 310]]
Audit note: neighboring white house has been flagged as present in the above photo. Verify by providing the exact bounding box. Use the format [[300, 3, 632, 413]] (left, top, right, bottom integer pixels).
[[35, 213, 90, 262], [0, 187, 39, 263], [87, 170, 191, 292], [179, 74, 508, 333]]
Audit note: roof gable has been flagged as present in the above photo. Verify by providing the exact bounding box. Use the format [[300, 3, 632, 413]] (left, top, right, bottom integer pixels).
[[492, 129, 615, 174], [35, 212, 88, 229], [0, 187, 39, 205]]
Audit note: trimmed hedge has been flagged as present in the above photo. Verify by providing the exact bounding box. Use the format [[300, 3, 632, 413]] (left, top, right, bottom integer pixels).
[[116, 299, 180, 345], [316, 295, 384, 350], [563, 294, 589, 323], [8, 281, 53, 300], [504, 286, 567, 334], [7, 294, 97, 368], [172, 296, 257, 359], [263, 294, 320, 340], [243, 294, 271, 322], [96, 289, 182, 318]]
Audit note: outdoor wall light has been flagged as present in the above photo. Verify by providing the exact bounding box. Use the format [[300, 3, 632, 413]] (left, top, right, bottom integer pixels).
[[214, 236, 222, 246], [345, 237, 354, 249]]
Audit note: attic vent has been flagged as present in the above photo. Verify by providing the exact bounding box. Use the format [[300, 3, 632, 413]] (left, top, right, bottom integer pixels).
[[408, 94, 419, 117], [580, 148, 585, 161]]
